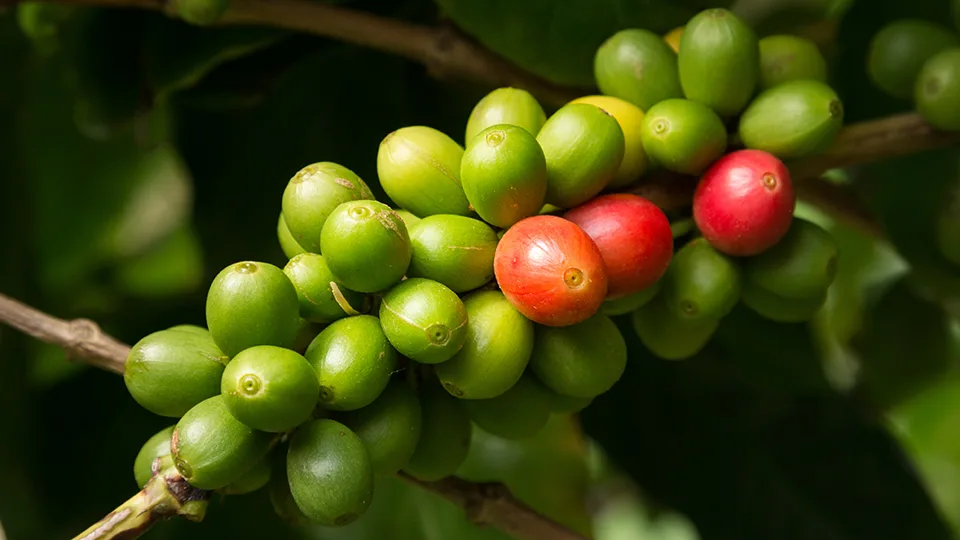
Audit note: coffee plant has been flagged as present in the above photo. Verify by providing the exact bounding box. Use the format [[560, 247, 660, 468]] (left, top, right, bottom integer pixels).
[[0, 1, 959, 540]]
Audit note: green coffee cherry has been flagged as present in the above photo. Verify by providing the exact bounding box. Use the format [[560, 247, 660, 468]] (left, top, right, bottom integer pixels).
[[915, 48, 960, 131], [407, 215, 498, 292], [379, 278, 468, 364], [403, 384, 472, 481], [600, 280, 662, 316], [205, 261, 301, 357], [593, 29, 684, 111], [220, 346, 319, 433], [537, 379, 593, 414], [678, 8, 760, 117], [124, 328, 227, 417], [536, 103, 625, 208], [435, 290, 534, 399], [939, 186, 960, 267], [741, 280, 827, 323], [284, 253, 369, 323], [219, 457, 272, 495], [167, 324, 209, 336], [281, 162, 374, 253], [463, 374, 551, 440], [632, 294, 719, 360], [867, 20, 959, 100], [461, 124, 548, 228], [739, 80, 844, 158], [287, 419, 374, 527], [174, 0, 229, 25], [337, 380, 422, 475], [171, 396, 274, 490], [394, 209, 421, 230], [268, 446, 310, 525], [305, 315, 397, 411], [530, 314, 627, 398], [661, 238, 741, 321], [377, 126, 470, 218], [641, 99, 727, 175], [758, 35, 828, 90], [570, 95, 650, 188], [277, 213, 307, 259], [320, 200, 412, 293], [465, 87, 547, 143], [742, 218, 838, 299], [134, 425, 175, 488]]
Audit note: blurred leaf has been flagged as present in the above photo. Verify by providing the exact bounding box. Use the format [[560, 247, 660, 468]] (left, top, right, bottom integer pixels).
[[28, 341, 86, 389], [113, 223, 205, 298]]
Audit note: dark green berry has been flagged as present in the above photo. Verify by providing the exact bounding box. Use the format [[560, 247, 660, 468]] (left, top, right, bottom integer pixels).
[[337, 380, 422, 475], [407, 215, 498, 293], [133, 425, 175, 488], [379, 278, 468, 364], [463, 374, 551, 440], [660, 238, 741, 321], [402, 384, 472, 481], [529, 314, 627, 398]]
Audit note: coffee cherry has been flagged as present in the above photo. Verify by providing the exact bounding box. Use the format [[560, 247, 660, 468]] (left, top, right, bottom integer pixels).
[[463, 374, 551, 440], [564, 194, 673, 299], [124, 328, 227, 417], [660, 238, 741, 321], [632, 294, 719, 360], [599, 280, 662, 316], [494, 215, 608, 327], [534, 376, 593, 414], [742, 218, 839, 300], [166, 324, 209, 336], [283, 253, 369, 323], [403, 384, 472, 481], [394, 209, 421, 230], [281, 162, 374, 253], [173, 0, 229, 26], [435, 290, 534, 399], [915, 48, 960, 131], [461, 124, 548, 228], [267, 446, 309, 525], [287, 419, 374, 527], [377, 126, 470, 218], [640, 98, 727, 175], [867, 20, 959, 100], [693, 149, 795, 256], [305, 315, 397, 411], [378, 278, 468, 364], [219, 457, 272, 495], [320, 200, 412, 293], [171, 395, 274, 490], [594, 29, 683, 111], [536, 103, 625, 208], [465, 87, 547, 143], [664, 26, 684, 53], [277, 213, 307, 259], [758, 35, 828, 90], [739, 80, 844, 158], [569, 95, 649, 187], [407, 214, 499, 292], [678, 8, 760, 117], [337, 380, 422, 476], [530, 314, 627, 398], [133, 425, 175, 488], [220, 345, 319, 433], [741, 280, 827, 323]]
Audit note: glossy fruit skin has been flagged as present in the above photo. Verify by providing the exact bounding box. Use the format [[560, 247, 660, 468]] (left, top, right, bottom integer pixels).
[[465, 87, 547, 143], [124, 328, 227, 417], [167, 324, 209, 336], [402, 384, 472, 481], [171, 396, 274, 490], [678, 8, 760, 117], [594, 29, 684, 111], [664, 26, 684, 53], [569, 95, 649, 188], [640, 98, 727, 175], [693, 149, 796, 256], [739, 80, 844, 159], [287, 419, 374, 527], [220, 457, 272, 495], [741, 280, 827, 323], [379, 278, 469, 364], [867, 20, 959, 99], [632, 294, 719, 360], [407, 215, 499, 293], [205, 261, 302, 357], [320, 200, 412, 293], [758, 35, 828, 90], [220, 346, 320, 433], [337, 380, 423, 476], [529, 314, 627, 398], [660, 238, 741, 321], [600, 280, 662, 316], [377, 126, 471, 218], [284, 253, 369, 323], [536, 103, 625, 208], [494, 215, 608, 327], [281, 162, 374, 253], [134, 425, 175, 488], [305, 315, 397, 411], [461, 124, 548, 228], [915, 48, 960, 131], [464, 374, 551, 440], [434, 290, 534, 399], [277, 213, 307, 259], [742, 218, 838, 299], [564, 194, 673, 299]]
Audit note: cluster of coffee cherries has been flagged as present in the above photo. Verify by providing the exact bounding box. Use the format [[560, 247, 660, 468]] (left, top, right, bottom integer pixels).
[[120, 6, 844, 530]]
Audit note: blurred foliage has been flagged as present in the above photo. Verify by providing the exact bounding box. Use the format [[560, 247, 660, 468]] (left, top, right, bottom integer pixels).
[[0, 0, 959, 539]]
